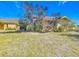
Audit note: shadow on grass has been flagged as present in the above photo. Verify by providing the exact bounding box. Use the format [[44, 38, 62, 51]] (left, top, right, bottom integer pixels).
[[60, 34, 79, 41], [0, 31, 50, 34], [0, 31, 22, 34]]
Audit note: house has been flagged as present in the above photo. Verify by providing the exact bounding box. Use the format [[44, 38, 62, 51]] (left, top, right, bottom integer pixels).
[[56, 16, 77, 31], [31, 16, 72, 32], [56, 16, 70, 31], [42, 16, 72, 32], [0, 19, 20, 31]]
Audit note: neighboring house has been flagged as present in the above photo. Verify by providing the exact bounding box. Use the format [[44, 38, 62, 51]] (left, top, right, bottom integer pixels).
[[0, 19, 20, 31], [57, 16, 77, 31], [57, 16, 71, 31], [42, 16, 75, 32], [31, 16, 73, 32]]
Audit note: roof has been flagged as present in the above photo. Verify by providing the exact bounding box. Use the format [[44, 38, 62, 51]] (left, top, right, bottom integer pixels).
[[0, 19, 19, 24]]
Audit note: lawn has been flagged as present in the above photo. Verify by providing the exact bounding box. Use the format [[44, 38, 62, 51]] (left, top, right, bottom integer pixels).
[[0, 32, 79, 57]]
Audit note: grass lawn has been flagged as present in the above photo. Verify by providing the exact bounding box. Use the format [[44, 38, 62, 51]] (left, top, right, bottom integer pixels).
[[0, 32, 79, 57]]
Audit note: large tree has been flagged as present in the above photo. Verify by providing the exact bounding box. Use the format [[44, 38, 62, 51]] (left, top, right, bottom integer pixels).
[[35, 5, 48, 32], [22, 2, 48, 32], [23, 2, 34, 23], [22, 2, 34, 31]]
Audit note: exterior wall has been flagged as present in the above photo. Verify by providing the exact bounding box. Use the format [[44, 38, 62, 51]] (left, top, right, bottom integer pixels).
[[4, 24, 17, 30], [8, 24, 16, 29], [4, 24, 8, 30], [67, 26, 77, 31]]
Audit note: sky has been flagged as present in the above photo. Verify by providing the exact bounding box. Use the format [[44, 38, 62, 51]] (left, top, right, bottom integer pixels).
[[0, 1, 79, 25]]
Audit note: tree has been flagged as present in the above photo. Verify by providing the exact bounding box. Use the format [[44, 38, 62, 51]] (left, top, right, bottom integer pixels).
[[23, 2, 34, 23], [52, 12, 61, 31], [34, 5, 48, 32], [22, 2, 48, 32], [22, 2, 34, 31], [68, 22, 77, 31]]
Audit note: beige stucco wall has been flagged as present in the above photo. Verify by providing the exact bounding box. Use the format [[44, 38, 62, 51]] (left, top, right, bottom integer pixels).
[[4, 24, 8, 30], [4, 24, 17, 30], [8, 24, 16, 29]]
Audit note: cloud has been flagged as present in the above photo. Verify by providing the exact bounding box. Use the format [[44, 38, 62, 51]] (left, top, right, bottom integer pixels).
[[14, 1, 21, 8], [58, 1, 62, 6], [62, 1, 67, 4], [58, 1, 67, 6]]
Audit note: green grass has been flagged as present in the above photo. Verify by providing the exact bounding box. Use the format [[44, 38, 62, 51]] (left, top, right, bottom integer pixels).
[[0, 32, 79, 56]]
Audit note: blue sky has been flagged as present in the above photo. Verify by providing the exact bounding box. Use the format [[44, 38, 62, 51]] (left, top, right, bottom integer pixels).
[[0, 1, 79, 25]]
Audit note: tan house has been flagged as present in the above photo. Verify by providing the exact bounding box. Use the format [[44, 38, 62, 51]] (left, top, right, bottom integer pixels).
[[56, 16, 70, 31], [56, 16, 77, 31], [0, 19, 20, 32], [42, 16, 73, 32]]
